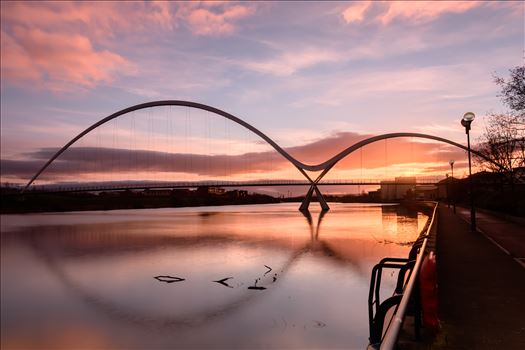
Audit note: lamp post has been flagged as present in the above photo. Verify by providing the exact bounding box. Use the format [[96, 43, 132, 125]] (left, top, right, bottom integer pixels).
[[446, 173, 450, 208], [449, 160, 456, 213], [461, 112, 476, 231]]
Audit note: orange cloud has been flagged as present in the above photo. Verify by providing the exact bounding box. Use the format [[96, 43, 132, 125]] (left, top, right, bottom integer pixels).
[[285, 132, 465, 170], [1, 132, 468, 184]]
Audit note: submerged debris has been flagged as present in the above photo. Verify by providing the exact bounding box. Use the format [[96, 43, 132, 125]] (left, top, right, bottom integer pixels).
[[213, 277, 234, 288], [154, 275, 185, 283], [248, 278, 267, 290], [312, 320, 326, 328]]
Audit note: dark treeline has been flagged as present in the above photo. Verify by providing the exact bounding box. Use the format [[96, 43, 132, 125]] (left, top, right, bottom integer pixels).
[[2, 170, 524, 216], [0, 187, 280, 214], [445, 171, 525, 217]]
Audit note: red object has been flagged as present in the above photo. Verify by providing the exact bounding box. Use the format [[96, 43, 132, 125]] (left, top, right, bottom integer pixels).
[[419, 251, 440, 332]]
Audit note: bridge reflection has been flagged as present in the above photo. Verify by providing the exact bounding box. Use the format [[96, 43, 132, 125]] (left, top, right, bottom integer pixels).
[[1, 204, 428, 350]]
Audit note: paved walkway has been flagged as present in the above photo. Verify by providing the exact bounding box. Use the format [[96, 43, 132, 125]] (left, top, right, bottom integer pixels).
[[433, 204, 525, 349], [454, 206, 525, 268]]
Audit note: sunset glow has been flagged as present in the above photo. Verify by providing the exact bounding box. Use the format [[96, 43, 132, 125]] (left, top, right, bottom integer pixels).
[[1, 1, 522, 188], [1, 3, 523, 348]]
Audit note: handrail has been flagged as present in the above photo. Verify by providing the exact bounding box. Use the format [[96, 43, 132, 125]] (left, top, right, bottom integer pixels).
[[379, 202, 438, 350]]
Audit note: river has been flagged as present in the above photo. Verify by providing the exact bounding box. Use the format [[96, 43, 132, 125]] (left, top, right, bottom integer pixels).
[[1, 203, 428, 349]]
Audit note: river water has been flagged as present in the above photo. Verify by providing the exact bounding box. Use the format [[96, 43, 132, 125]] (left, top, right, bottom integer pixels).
[[1, 203, 428, 349]]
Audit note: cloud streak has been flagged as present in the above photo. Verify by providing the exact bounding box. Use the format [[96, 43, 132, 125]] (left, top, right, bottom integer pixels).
[[342, 1, 481, 25], [238, 47, 343, 76], [1, 132, 466, 183]]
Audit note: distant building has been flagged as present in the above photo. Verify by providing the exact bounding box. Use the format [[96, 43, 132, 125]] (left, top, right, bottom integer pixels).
[[142, 189, 173, 197], [415, 185, 438, 200], [196, 186, 226, 195], [226, 189, 248, 199], [380, 177, 416, 200], [437, 177, 455, 200], [368, 189, 381, 200]]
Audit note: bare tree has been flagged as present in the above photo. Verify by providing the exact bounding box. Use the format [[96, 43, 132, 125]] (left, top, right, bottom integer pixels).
[[476, 114, 525, 182], [476, 65, 525, 183], [494, 65, 525, 119]]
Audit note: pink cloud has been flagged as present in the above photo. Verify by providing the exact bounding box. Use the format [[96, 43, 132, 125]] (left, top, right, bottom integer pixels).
[[150, 1, 176, 30], [0, 2, 149, 91], [183, 4, 255, 36], [378, 1, 480, 25], [342, 1, 480, 25], [0, 30, 41, 84], [1, 27, 135, 92], [240, 48, 343, 76], [342, 1, 371, 24], [1, 2, 255, 38], [0, 2, 175, 40], [0, 1, 255, 91]]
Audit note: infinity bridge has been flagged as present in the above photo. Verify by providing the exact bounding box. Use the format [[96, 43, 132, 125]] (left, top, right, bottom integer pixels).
[[23, 100, 493, 211]]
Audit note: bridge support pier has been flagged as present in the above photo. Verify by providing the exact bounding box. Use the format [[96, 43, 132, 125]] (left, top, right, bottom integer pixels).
[[299, 184, 330, 212]]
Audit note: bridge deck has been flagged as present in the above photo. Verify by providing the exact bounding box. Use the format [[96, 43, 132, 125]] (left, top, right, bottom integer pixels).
[[25, 179, 441, 193]]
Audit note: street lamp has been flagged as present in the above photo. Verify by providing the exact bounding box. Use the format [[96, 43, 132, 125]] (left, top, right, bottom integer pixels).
[[446, 173, 450, 208], [461, 112, 476, 231], [449, 160, 456, 213]]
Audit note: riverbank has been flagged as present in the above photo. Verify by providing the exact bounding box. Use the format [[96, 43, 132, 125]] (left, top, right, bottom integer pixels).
[[1, 187, 415, 214], [0, 188, 280, 214]]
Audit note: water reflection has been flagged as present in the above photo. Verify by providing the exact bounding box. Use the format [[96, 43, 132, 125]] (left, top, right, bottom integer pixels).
[[301, 208, 326, 241], [1, 203, 428, 349], [381, 205, 419, 245]]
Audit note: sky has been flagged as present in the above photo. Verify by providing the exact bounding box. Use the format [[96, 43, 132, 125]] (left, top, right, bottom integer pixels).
[[1, 1, 524, 189]]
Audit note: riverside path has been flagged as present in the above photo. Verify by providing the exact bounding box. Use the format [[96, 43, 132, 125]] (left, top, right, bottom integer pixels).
[[433, 204, 525, 349]]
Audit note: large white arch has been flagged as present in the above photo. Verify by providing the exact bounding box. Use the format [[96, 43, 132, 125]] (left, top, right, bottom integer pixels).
[[22, 100, 307, 191], [23, 100, 499, 211]]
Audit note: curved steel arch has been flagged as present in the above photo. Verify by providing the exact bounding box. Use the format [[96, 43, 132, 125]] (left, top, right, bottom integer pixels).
[[23, 100, 308, 191], [311, 132, 499, 184], [23, 100, 499, 211], [297, 132, 500, 211]]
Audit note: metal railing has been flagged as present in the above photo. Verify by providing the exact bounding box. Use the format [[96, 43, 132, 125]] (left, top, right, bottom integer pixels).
[[380, 203, 437, 349], [368, 202, 438, 350]]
